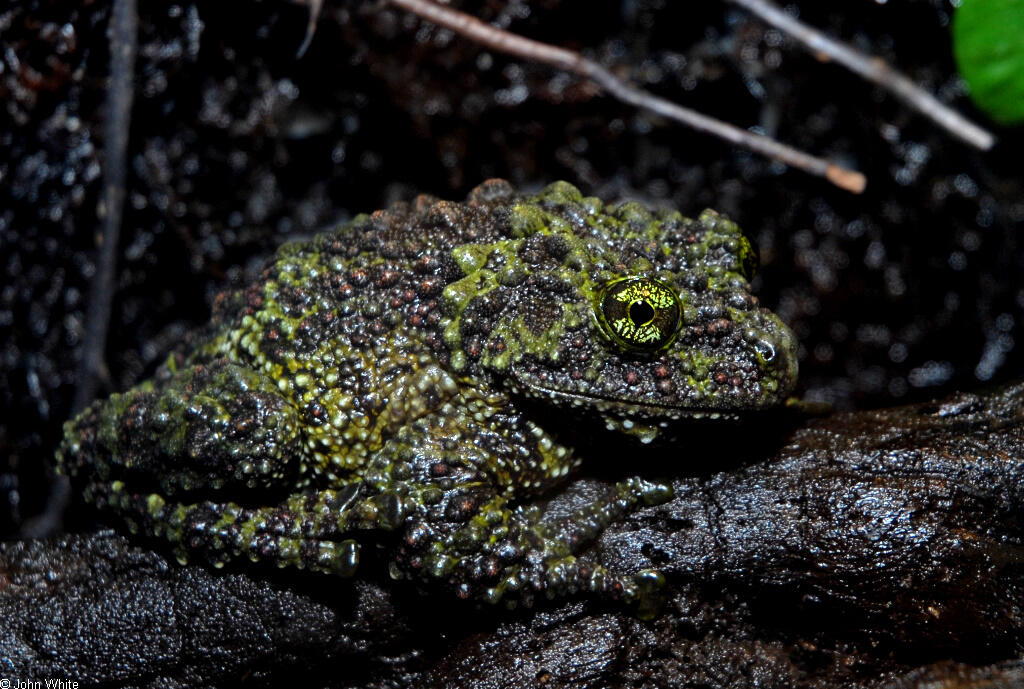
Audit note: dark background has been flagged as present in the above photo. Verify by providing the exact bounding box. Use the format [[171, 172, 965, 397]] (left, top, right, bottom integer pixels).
[[1, 0, 1021, 539]]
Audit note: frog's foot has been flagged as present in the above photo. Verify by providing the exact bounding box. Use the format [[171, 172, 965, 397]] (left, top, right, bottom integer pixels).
[[396, 476, 673, 608], [81, 479, 410, 576], [487, 558, 667, 615]]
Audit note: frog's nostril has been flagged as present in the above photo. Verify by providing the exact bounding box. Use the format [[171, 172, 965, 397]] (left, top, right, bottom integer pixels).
[[754, 339, 776, 363]]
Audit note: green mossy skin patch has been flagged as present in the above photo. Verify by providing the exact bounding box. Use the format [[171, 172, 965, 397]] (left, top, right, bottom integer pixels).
[[56, 180, 797, 608], [953, 0, 1024, 124]]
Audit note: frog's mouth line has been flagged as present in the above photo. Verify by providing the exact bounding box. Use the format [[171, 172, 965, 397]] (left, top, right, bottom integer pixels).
[[509, 378, 740, 422]]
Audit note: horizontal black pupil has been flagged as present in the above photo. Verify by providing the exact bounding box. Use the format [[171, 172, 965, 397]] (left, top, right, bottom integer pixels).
[[629, 300, 655, 326]]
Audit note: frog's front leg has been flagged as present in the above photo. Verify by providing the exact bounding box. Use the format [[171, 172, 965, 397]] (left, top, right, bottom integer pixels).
[[385, 412, 674, 607], [401, 479, 671, 607]]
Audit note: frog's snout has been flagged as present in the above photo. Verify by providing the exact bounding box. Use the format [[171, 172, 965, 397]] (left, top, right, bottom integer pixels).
[[756, 315, 799, 399]]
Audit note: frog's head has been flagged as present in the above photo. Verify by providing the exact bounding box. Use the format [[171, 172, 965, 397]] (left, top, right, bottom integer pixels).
[[442, 181, 797, 442]]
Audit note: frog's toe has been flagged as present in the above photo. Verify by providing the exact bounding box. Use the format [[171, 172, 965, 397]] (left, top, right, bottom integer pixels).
[[628, 568, 668, 619], [304, 538, 361, 577]]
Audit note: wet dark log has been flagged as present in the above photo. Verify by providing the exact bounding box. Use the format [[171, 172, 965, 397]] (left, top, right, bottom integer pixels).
[[3, 383, 1023, 688]]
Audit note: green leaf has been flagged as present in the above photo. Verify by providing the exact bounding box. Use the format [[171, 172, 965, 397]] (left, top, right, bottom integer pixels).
[[952, 0, 1024, 125]]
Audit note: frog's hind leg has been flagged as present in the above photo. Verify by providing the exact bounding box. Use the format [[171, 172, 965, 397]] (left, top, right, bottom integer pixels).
[[60, 357, 389, 574], [80, 478, 410, 576], [58, 359, 306, 495]]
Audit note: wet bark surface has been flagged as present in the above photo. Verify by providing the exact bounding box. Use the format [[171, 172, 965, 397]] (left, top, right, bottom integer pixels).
[[3, 383, 1023, 687]]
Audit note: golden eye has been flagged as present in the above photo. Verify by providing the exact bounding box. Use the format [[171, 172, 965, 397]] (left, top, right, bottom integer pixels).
[[598, 277, 682, 351]]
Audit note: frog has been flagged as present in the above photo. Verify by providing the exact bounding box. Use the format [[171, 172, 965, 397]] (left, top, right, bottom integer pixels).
[[57, 179, 798, 608]]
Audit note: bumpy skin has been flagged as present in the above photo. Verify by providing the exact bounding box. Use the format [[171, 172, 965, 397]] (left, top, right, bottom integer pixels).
[[57, 180, 797, 607]]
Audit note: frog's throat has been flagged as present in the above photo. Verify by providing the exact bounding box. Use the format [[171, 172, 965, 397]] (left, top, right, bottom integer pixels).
[[508, 377, 740, 422]]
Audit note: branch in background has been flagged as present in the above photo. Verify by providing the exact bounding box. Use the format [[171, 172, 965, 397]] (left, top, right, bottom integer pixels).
[[386, 0, 867, 194], [296, 0, 323, 57], [73, 0, 138, 414], [727, 0, 995, 151]]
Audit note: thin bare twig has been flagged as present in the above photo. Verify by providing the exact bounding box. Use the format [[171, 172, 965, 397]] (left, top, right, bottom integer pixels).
[[296, 0, 323, 57], [74, 0, 137, 414], [387, 0, 866, 194], [727, 0, 995, 151]]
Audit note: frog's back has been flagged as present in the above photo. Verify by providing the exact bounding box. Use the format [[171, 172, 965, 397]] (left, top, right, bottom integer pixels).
[[154, 181, 515, 476], [194, 180, 518, 370]]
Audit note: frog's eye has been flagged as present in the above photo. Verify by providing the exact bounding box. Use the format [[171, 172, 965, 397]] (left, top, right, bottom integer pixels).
[[598, 277, 682, 351]]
